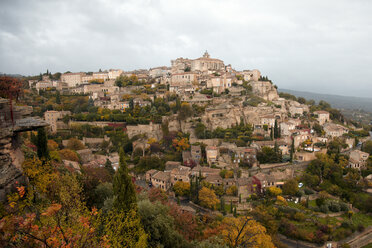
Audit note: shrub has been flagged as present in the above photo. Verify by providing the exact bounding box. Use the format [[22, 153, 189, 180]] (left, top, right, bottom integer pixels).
[[329, 202, 341, 212], [340, 202, 349, 211], [357, 224, 365, 232], [304, 188, 314, 195], [293, 212, 306, 222], [320, 204, 329, 213]]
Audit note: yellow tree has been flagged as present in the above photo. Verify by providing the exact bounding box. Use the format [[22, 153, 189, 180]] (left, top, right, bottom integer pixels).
[[267, 186, 282, 197], [173, 181, 190, 196], [172, 137, 190, 152], [221, 216, 275, 248], [105, 208, 148, 248], [1, 158, 109, 247], [199, 187, 219, 210]]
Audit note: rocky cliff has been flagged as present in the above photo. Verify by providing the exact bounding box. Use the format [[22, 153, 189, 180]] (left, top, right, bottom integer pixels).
[[0, 98, 48, 202]]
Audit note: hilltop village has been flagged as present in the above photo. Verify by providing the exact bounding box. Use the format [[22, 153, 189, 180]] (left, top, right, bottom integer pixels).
[[1, 52, 372, 247]]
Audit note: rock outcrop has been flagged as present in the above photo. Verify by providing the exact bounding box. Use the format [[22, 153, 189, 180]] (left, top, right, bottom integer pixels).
[[0, 98, 48, 202]]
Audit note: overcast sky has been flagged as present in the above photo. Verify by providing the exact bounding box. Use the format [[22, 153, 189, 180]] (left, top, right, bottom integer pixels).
[[1, 0, 372, 97]]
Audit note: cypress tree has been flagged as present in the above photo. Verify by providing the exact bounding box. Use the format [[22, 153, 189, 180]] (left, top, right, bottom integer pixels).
[[274, 119, 279, 139], [189, 177, 194, 200], [233, 207, 237, 217], [105, 158, 115, 176], [270, 127, 273, 140], [220, 197, 225, 214], [56, 91, 61, 104], [36, 127, 49, 160], [290, 138, 295, 162], [230, 200, 233, 213], [113, 149, 137, 212]]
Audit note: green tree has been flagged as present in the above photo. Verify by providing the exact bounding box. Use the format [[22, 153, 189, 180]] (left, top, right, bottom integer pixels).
[[274, 120, 279, 139], [282, 179, 299, 196], [290, 138, 295, 162], [55, 91, 61, 104], [138, 199, 186, 248], [113, 149, 136, 212], [36, 127, 49, 160], [105, 158, 115, 176]]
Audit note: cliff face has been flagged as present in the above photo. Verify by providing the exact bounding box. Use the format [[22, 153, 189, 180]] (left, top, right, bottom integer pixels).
[[0, 98, 48, 202]]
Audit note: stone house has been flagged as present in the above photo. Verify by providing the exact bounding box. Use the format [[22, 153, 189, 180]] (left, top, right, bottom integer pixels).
[[251, 140, 289, 155], [314, 111, 330, 125], [165, 161, 182, 171], [170, 166, 191, 185], [108, 69, 123, 80], [204, 174, 223, 186], [223, 178, 236, 189], [323, 123, 349, 137], [61, 72, 85, 87], [295, 149, 327, 162], [280, 120, 297, 136], [349, 150, 369, 170], [76, 149, 93, 164], [252, 169, 293, 193], [206, 146, 219, 165], [182, 151, 193, 166], [231, 147, 258, 167], [151, 171, 171, 191], [146, 169, 159, 182], [44, 110, 71, 133], [191, 165, 220, 177], [237, 178, 256, 200], [260, 115, 276, 127], [191, 145, 202, 164]]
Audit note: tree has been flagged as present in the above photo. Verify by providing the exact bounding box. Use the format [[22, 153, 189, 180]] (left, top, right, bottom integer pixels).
[[59, 149, 79, 162], [220, 197, 226, 215], [297, 97, 306, 104], [173, 181, 190, 196], [220, 216, 275, 248], [199, 187, 219, 210], [267, 186, 282, 196], [105, 208, 148, 248], [36, 127, 49, 160], [282, 179, 299, 196], [177, 102, 193, 121], [0, 76, 22, 125], [56, 91, 61, 104], [257, 146, 281, 164], [67, 137, 85, 150], [226, 185, 238, 196], [362, 140, 372, 155], [47, 139, 59, 151], [274, 120, 279, 139], [105, 158, 115, 176], [113, 149, 137, 212], [138, 199, 186, 247], [290, 137, 295, 162]]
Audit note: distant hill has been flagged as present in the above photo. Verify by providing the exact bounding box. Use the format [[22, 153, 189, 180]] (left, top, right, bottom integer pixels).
[[279, 88, 372, 113], [0, 73, 23, 78]]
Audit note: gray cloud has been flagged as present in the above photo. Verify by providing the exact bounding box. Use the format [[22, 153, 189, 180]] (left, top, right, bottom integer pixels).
[[1, 0, 372, 97]]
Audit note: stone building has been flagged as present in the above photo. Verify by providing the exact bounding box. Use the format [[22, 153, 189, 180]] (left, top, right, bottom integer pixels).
[[191, 51, 225, 72], [108, 69, 123, 80], [349, 150, 369, 170], [61, 72, 85, 87], [171, 51, 225, 74], [314, 110, 330, 125], [44, 110, 71, 133]]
